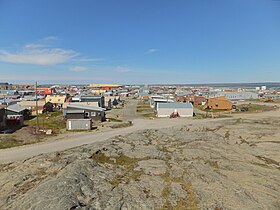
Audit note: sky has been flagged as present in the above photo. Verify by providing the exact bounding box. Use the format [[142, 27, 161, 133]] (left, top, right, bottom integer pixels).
[[0, 0, 280, 84]]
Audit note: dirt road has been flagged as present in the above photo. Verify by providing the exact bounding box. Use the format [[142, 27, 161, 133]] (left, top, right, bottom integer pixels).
[[1, 107, 279, 164], [122, 98, 139, 121], [0, 118, 192, 163]]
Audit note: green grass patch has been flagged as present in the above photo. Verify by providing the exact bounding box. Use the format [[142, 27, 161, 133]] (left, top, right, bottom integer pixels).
[[0, 135, 40, 149], [141, 113, 156, 118], [92, 152, 142, 186], [160, 173, 198, 210], [0, 136, 22, 149], [235, 104, 276, 113], [25, 110, 66, 133]]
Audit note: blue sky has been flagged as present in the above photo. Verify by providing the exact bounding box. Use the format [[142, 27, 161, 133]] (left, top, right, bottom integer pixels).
[[0, 0, 280, 84]]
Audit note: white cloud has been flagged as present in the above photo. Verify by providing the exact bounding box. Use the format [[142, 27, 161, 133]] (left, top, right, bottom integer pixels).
[[0, 37, 98, 65], [69, 66, 88, 72], [147, 48, 158, 54], [0, 48, 78, 65], [24, 36, 58, 49], [73, 57, 104, 62], [40, 36, 58, 42], [113, 66, 132, 73]]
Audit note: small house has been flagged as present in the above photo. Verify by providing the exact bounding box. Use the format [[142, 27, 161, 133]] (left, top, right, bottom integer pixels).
[[176, 95, 206, 105], [6, 104, 30, 126], [45, 95, 67, 108], [66, 119, 92, 130], [151, 98, 174, 110], [203, 96, 232, 111], [64, 104, 106, 122], [71, 95, 105, 107], [6, 104, 30, 119]]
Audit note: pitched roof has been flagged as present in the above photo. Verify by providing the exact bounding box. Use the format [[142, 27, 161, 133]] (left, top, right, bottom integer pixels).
[[65, 110, 85, 114], [7, 104, 29, 113], [66, 104, 105, 112]]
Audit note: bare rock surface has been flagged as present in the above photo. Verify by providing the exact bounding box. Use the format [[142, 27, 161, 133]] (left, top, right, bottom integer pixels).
[[0, 118, 280, 209]]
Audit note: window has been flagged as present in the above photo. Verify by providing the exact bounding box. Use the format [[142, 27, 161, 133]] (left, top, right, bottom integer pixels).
[[85, 112, 89, 118], [91, 112, 96, 116]]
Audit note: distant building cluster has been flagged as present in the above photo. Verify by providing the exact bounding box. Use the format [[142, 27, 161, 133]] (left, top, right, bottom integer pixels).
[[137, 83, 280, 118], [1, 81, 280, 132], [0, 82, 137, 132]]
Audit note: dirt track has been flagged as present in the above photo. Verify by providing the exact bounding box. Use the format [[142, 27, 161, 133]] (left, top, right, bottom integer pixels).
[[1, 107, 280, 164]]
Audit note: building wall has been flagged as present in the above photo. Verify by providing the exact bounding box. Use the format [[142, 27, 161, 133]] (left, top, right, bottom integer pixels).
[[91, 89, 106, 95], [204, 97, 232, 110], [157, 108, 193, 117], [0, 108, 6, 128], [210, 92, 259, 100], [65, 113, 85, 120], [176, 95, 206, 105], [67, 119, 92, 130], [45, 95, 66, 104], [81, 96, 105, 107], [35, 88, 54, 95]]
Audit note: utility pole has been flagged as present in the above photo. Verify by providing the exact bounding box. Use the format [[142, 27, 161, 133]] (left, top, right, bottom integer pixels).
[[35, 81, 39, 133]]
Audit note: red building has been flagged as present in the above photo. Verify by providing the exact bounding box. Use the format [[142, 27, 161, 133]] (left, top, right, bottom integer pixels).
[[35, 87, 55, 95]]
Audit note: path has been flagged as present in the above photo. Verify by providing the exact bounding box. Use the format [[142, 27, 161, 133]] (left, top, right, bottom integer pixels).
[[1, 106, 280, 164], [0, 118, 191, 164], [122, 98, 139, 121]]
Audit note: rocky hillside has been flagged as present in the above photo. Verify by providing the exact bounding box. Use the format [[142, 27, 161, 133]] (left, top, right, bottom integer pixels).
[[0, 118, 280, 209]]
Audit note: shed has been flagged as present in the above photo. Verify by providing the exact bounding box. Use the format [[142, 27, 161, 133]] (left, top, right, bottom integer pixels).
[[67, 119, 92, 130], [156, 102, 193, 117], [6, 104, 30, 119]]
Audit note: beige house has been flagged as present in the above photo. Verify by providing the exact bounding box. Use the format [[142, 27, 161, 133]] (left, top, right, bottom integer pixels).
[[91, 89, 106, 95], [17, 100, 45, 115], [45, 95, 66, 105]]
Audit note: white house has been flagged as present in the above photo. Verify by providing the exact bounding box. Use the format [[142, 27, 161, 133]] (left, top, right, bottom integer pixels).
[[156, 102, 193, 118]]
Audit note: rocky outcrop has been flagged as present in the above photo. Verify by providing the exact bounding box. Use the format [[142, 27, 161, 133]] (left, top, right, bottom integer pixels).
[[0, 118, 280, 209]]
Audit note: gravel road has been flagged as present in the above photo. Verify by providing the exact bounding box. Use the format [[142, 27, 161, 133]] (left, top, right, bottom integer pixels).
[[1, 106, 279, 164]]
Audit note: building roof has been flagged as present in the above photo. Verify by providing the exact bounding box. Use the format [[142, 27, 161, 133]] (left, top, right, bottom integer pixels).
[[65, 110, 85, 114], [7, 104, 29, 113], [66, 104, 105, 112], [153, 98, 174, 103], [157, 102, 193, 109]]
